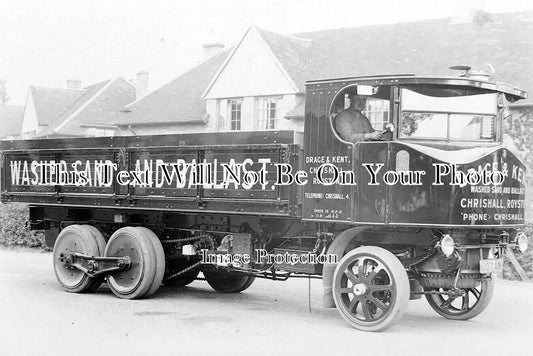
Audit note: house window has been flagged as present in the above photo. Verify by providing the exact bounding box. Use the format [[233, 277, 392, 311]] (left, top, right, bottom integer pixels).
[[228, 99, 242, 131], [216, 100, 225, 131], [363, 98, 390, 130], [257, 98, 277, 130]]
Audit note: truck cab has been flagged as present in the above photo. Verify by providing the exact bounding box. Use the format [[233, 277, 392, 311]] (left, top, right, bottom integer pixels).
[[303, 74, 528, 226]]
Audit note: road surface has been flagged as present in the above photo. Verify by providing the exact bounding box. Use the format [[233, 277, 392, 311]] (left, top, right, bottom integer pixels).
[[0, 248, 532, 356]]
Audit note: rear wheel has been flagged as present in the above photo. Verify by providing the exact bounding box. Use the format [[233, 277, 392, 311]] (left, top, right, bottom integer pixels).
[[163, 259, 200, 287], [134, 227, 165, 297], [332, 246, 410, 332], [424, 278, 494, 320], [83, 225, 107, 292], [203, 269, 255, 293], [53, 225, 101, 293], [104, 227, 158, 299]]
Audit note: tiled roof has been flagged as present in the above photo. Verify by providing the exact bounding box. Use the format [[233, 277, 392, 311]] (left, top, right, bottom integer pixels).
[[49, 80, 110, 126], [125, 11, 533, 124], [30, 86, 86, 126], [0, 105, 24, 138], [301, 13, 533, 104], [254, 28, 314, 92], [116, 49, 231, 126], [34, 78, 135, 137]]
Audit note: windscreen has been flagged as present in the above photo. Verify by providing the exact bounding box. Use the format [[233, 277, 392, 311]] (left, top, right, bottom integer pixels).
[[399, 87, 497, 141]]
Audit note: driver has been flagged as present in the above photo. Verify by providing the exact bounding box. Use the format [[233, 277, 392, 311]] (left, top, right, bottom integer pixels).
[[335, 92, 383, 143]]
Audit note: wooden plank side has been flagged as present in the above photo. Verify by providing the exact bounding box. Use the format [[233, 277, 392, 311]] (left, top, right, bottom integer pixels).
[[1, 140, 299, 217]]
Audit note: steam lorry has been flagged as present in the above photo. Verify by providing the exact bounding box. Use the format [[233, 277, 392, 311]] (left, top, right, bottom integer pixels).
[[0, 72, 529, 331]]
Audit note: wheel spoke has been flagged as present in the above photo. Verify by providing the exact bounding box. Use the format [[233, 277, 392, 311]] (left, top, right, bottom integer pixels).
[[367, 267, 384, 282], [345, 269, 358, 283], [362, 301, 373, 320], [348, 297, 359, 312], [340, 287, 352, 294], [440, 296, 455, 309], [370, 284, 393, 292], [469, 287, 481, 300], [462, 292, 470, 310], [357, 260, 365, 278], [369, 295, 389, 311]]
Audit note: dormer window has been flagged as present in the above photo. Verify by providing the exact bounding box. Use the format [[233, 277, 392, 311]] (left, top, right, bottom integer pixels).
[[216, 98, 242, 132], [256, 98, 277, 130], [228, 99, 242, 131]]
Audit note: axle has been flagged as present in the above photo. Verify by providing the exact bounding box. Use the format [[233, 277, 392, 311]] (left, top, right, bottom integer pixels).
[[57, 252, 131, 277]]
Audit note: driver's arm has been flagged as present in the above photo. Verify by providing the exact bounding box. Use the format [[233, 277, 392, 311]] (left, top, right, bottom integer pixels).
[[336, 113, 366, 143], [360, 115, 383, 141]]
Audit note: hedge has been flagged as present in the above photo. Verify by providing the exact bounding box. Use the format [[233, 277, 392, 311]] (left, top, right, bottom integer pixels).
[[0, 203, 44, 248], [503, 223, 533, 281]]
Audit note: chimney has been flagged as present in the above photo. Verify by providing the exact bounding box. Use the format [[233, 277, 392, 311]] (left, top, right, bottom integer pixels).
[[203, 42, 225, 61], [66, 79, 82, 89], [135, 71, 149, 100]]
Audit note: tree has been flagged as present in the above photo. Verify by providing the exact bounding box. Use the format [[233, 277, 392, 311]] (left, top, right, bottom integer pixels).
[[0, 78, 9, 104], [473, 10, 493, 27]]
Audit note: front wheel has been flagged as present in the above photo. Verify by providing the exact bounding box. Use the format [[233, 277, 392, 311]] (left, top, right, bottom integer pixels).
[[332, 246, 410, 332], [424, 278, 494, 320]]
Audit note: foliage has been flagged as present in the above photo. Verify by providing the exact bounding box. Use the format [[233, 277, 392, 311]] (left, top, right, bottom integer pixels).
[[506, 107, 533, 169], [400, 112, 430, 137], [503, 223, 533, 281], [473, 10, 494, 27], [0, 203, 44, 248]]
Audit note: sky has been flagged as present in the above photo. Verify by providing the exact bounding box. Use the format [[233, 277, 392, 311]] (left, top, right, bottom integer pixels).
[[1, 0, 532, 105]]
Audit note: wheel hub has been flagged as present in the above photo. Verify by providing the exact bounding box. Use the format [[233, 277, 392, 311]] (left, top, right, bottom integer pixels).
[[353, 283, 368, 296]]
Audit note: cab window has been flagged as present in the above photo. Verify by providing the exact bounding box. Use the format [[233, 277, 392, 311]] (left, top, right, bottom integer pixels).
[[330, 85, 392, 139], [399, 87, 497, 141]]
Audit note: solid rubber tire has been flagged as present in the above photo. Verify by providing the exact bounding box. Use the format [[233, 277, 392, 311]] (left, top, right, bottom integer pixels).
[[163, 261, 200, 287], [104, 227, 157, 299], [53, 225, 100, 293], [332, 246, 410, 332], [135, 227, 165, 297], [203, 269, 256, 293]]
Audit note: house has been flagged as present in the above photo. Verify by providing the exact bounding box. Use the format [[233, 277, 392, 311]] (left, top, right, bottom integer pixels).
[[20, 77, 137, 138], [117, 11, 533, 139], [0, 105, 24, 140]]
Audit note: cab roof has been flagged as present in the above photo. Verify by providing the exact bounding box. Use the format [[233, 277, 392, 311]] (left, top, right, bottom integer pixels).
[[306, 74, 528, 102]]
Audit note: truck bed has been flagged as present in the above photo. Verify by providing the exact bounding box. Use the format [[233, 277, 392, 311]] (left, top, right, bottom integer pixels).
[[0, 131, 302, 218]]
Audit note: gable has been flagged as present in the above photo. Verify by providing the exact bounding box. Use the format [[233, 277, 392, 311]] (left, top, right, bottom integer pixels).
[[204, 28, 298, 99], [21, 90, 38, 134]]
